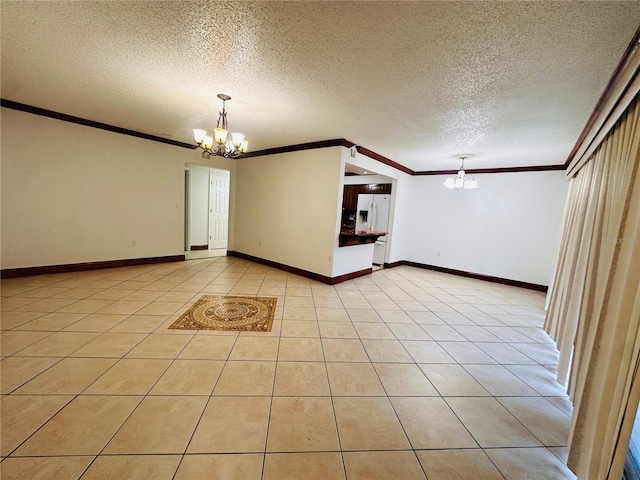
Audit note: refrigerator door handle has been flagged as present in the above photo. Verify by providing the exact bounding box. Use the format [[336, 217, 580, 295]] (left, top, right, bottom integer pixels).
[[370, 202, 377, 231]]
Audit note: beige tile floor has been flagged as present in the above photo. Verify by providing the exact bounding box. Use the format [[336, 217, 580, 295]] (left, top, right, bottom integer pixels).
[[0, 257, 577, 479]]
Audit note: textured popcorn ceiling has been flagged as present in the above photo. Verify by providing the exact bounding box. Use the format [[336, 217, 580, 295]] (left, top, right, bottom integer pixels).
[[2, 1, 639, 171]]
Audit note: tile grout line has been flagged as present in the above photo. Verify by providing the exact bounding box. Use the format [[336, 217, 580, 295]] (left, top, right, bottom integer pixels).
[[359, 274, 450, 480], [256, 271, 278, 480], [3, 258, 220, 476], [75, 325, 199, 478], [1, 261, 571, 478], [171, 324, 242, 480], [317, 285, 348, 480], [370, 269, 552, 478]]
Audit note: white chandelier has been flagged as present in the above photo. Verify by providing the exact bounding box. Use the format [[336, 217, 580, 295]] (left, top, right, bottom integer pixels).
[[443, 154, 479, 189], [193, 93, 248, 158]]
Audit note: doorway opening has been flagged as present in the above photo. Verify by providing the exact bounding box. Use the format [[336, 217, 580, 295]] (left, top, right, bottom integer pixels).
[[184, 165, 230, 259], [342, 165, 395, 269]]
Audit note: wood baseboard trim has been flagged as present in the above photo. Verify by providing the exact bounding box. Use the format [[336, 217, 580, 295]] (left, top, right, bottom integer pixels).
[[330, 268, 373, 284], [226, 251, 372, 285], [0, 255, 185, 279], [383, 261, 404, 269], [224, 254, 546, 291], [384, 260, 548, 292], [190, 245, 208, 251]]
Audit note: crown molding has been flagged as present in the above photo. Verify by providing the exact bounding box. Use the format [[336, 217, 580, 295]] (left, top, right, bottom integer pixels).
[[1, 99, 196, 149], [244, 138, 352, 157], [2, 98, 568, 175], [354, 145, 415, 175], [564, 25, 640, 168], [413, 164, 566, 175]]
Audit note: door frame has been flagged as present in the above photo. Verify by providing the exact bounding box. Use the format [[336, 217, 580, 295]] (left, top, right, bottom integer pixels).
[[184, 163, 232, 253], [184, 168, 191, 251], [208, 168, 231, 250]]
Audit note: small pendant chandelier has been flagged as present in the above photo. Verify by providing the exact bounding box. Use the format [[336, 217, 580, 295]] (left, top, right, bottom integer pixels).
[[193, 93, 248, 158], [443, 154, 479, 189]]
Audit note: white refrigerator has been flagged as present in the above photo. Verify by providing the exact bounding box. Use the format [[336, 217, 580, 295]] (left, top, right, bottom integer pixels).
[[356, 194, 391, 265]]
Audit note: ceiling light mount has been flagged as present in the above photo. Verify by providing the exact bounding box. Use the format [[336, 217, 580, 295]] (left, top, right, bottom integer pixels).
[[193, 93, 248, 158], [444, 154, 479, 190]]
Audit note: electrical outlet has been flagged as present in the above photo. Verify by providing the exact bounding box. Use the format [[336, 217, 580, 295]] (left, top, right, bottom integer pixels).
[[328, 255, 332, 262], [132, 240, 136, 247], [437, 252, 440, 257], [258, 241, 261, 247]]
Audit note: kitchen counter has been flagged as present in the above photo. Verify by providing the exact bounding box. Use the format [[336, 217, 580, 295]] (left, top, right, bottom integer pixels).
[[339, 229, 387, 247]]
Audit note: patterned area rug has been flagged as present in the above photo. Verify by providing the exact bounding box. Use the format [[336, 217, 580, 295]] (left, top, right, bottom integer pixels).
[[169, 295, 277, 332]]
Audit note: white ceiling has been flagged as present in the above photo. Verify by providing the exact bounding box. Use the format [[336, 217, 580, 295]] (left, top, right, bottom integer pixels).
[[2, 1, 639, 172]]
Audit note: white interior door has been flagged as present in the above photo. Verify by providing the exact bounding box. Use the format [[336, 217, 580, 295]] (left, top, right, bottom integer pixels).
[[209, 171, 230, 249]]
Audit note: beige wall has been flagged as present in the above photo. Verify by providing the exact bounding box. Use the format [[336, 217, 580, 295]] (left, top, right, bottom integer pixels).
[[0, 107, 568, 286], [1, 108, 190, 269], [406, 171, 569, 286], [234, 147, 343, 277]]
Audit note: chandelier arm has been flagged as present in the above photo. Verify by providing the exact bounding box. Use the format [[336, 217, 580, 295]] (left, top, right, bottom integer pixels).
[[444, 154, 478, 189], [193, 93, 248, 158]]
